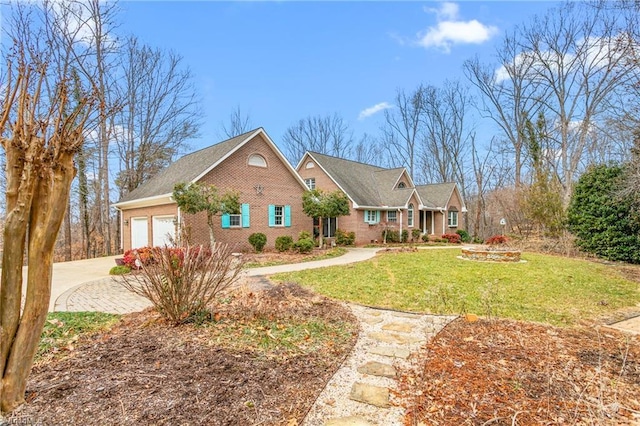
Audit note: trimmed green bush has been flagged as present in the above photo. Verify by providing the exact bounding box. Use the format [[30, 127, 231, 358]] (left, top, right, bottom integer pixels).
[[275, 235, 293, 252], [567, 164, 640, 264], [109, 265, 131, 275], [298, 230, 312, 241], [382, 229, 400, 243], [335, 228, 355, 246], [294, 238, 315, 253], [401, 230, 409, 243], [248, 233, 267, 253], [411, 229, 422, 242], [456, 229, 471, 243], [421, 234, 429, 242]]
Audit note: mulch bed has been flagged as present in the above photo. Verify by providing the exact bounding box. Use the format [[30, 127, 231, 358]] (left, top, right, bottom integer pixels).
[[398, 318, 640, 425], [12, 284, 358, 425]]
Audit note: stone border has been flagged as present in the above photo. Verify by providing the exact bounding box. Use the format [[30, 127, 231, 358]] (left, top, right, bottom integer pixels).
[[459, 246, 524, 263]]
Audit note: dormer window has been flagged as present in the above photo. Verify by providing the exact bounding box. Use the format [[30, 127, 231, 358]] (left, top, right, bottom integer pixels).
[[398, 182, 406, 189], [248, 154, 267, 168]]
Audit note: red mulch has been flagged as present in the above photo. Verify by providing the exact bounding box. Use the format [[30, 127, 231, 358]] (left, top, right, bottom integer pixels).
[[398, 318, 640, 425]]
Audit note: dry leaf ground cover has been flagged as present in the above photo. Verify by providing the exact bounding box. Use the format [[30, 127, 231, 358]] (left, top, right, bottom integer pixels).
[[398, 318, 640, 425], [11, 284, 357, 426]]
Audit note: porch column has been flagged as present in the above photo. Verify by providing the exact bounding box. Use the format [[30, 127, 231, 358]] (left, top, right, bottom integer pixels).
[[399, 210, 403, 236], [422, 211, 426, 234], [442, 211, 446, 235], [431, 211, 435, 235]]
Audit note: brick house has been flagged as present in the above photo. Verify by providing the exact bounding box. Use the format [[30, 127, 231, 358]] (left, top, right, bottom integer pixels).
[[296, 152, 466, 245], [113, 128, 311, 251]]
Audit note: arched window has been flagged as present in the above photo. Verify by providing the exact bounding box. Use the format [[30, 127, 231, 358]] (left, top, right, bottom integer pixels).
[[248, 154, 267, 168], [306, 161, 315, 169], [398, 182, 406, 189], [408, 203, 414, 227]]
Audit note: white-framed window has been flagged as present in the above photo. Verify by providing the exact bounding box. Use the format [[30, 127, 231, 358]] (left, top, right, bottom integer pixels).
[[387, 211, 397, 222], [229, 214, 241, 228], [408, 204, 414, 227], [248, 153, 267, 168], [366, 210, 378, 223], [274, 205, 284, 226], [305, 177, 316, 190], [448, 209, 458, 227]]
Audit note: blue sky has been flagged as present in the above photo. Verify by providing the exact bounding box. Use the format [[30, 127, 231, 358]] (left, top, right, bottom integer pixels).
[[119, 2, 559, 153]]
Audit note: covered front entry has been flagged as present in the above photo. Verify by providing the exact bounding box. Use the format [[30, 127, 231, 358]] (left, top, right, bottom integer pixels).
[[419, 210, 436, 235]]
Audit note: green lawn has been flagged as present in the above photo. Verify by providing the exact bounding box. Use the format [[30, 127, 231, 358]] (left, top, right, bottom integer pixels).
[[37, 312, 120, 362], [272, 249, 640, 326]]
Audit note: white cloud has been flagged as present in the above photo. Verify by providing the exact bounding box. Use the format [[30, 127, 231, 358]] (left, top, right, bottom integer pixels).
[[417, 2, 498, 53], [358, 102, 393, 120]]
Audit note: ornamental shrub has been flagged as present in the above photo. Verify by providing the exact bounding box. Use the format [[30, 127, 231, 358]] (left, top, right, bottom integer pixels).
[[275, 235, 293, 252], [109, 265, 131, 275], [441, 233, 461, 244], [411, 229, 422, 242], [122, 246, 155, 269], [120, 243, 244, 324], [486, 235, 508, 245], [248, 233, 267, 253], [335, 228, 355, 246], [567, 164, 640, 263], [421, 234, 429, 243], [456, 229, 471, 243], [294, 238, 315, 253], [382, 229, 400, 243], [401, 230, 409, 243], [298, 230, 312, 241]]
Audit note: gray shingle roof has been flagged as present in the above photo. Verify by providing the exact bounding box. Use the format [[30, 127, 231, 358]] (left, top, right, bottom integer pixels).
[[308, 152, 413, 207], [116, 129, 259, 204], [416, 183, 457, 209]]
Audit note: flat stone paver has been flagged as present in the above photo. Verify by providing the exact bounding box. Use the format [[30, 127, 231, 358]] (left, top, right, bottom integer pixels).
[[381, 322, 415, 333], [324, 416, 374, 426], [368, 346, 411, 359], [357, 361, 396, 378], [361, 316, 384, 325], [56, 278, 152, 314], [367, 331, 424, 345], [349, 383, 390, 408]]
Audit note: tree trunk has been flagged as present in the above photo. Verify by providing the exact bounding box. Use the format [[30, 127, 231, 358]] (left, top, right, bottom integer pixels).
[[1, 154, 76, 412], [64, 200, 72, 261], [207, 213, 216, 247], [318, 217, 324, 248]]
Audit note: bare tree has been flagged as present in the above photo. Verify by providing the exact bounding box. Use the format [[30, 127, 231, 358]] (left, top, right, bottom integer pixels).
[[352, 133, 382, 165], [114, 36, 201, 196], [380, 86, 425, 181], [282, 113, 353, 164], [220, 105, 253, 138], [0, 1, 97, 412], [419, 81, 472, 190]]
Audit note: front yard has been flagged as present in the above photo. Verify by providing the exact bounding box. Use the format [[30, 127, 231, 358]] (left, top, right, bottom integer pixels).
[[272, 248, 640, 326]]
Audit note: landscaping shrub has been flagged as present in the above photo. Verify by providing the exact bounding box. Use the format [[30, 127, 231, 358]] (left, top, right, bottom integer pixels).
[[294, 238, 315, 253], [335, 228, 355, 246], [441, 233, 462, 244], [248, 233, 267, 252], [122, 246, 155, 269], [567, 164, 640, 263], [401, 230, 409, 243], [412, 229, 422, 242], [421, 234, 429, 243], [298, 230, 313, 241], [275, 235, 293, 252], [382, 229, 400, 243], [120, 244, 244, 324], [486, 235, 508, 245], [456, 229, 471, 243], [109, 265, 131, 275]]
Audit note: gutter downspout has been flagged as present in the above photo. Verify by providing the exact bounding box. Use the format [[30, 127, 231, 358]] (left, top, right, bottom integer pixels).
[[439, 208, 446, 235], [398, 208, 403, 238]]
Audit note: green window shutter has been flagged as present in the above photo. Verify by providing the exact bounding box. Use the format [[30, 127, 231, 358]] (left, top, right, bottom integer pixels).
[[376, 211, 380, 223], [268, 205, 275, 227], [221, 213, 230, 229], [241, 204, 250, 228], [284, 205, 291, 227], [364, 210, 369, 223]]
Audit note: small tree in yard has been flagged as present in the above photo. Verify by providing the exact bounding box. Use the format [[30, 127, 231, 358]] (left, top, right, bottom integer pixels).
[[173, 182, 240, 247], [302, 189, 350, 247], [120, 244, 245, 324]]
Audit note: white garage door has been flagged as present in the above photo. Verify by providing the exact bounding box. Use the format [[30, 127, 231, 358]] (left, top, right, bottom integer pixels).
[[152, 216, 176, 247], [131, 217, 148, 249]]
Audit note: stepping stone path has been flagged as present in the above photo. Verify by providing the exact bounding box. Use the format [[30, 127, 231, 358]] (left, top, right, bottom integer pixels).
[[302, 304, 456, 426]]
